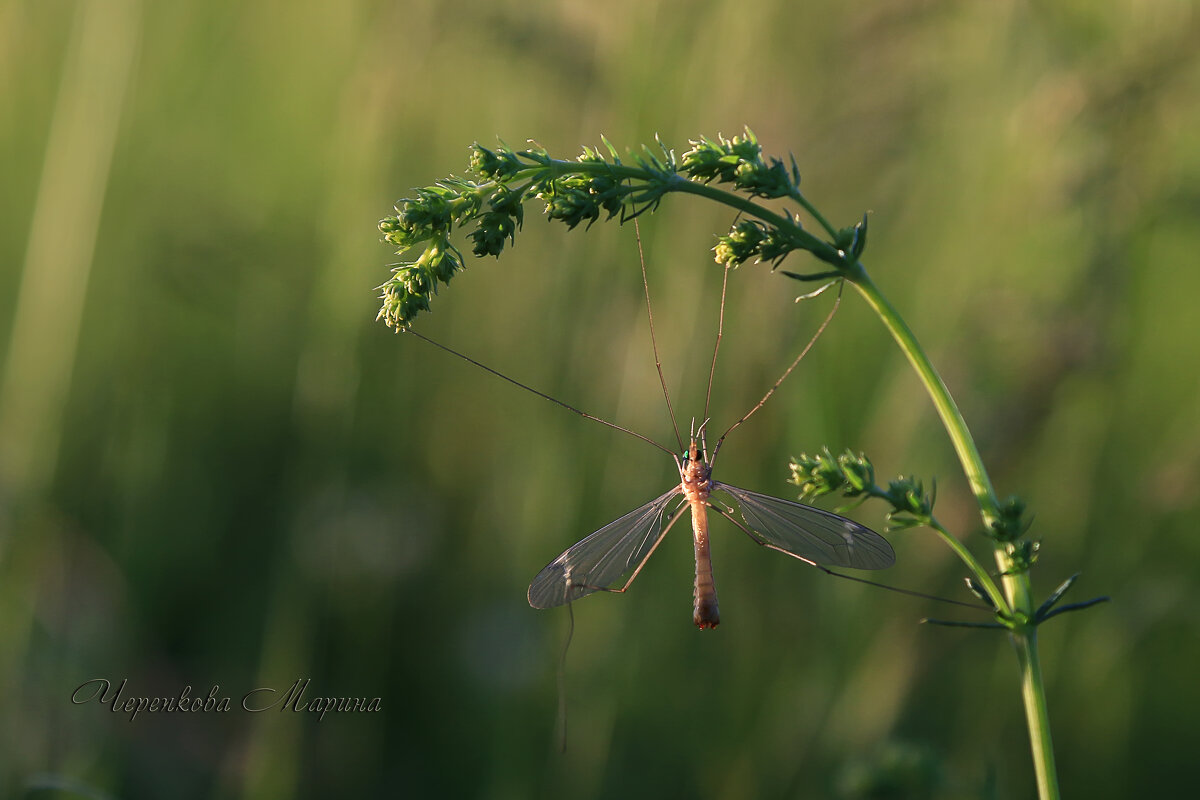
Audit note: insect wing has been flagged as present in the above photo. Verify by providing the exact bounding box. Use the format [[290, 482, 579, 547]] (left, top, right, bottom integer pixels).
[[714, 482, 894, 570], [528, 487, 682, 609]]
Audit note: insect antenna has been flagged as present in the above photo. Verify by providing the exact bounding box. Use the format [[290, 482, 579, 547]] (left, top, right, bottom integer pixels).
[[709, 281, 844, 466], [635, 221, 684, 453], [690, 417, 712, 461], [402, 328, 675, 457]]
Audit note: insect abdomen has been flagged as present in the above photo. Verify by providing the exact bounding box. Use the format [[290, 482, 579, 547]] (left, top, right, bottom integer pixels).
[[691, 500, 720, 629]]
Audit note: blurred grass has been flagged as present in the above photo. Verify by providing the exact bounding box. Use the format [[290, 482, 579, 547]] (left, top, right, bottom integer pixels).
[[2, 0, 1199, 797]]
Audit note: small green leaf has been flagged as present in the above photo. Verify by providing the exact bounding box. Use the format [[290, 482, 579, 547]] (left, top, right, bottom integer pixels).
[[1034, 573, 1079, 620], [1038, 596, 1111, 622], [849, 213, 869, 260]]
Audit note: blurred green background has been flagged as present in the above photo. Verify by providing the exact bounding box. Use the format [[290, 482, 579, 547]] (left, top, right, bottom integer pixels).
[[3, 0, 1198, 797]]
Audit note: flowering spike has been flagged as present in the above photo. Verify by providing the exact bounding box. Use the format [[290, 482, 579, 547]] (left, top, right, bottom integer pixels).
[[376, 133, 869, 325]]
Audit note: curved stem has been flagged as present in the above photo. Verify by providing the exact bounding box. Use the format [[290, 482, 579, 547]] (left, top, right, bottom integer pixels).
[[786, 188, 838, 239], [526, 158, 844, 264], [926, 519, 1007, 614], [845, 265, 1001, 525], [845, 261, 1058, 800]]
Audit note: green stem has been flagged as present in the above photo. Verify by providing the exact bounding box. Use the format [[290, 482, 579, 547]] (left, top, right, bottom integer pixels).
[[1014, 629, 1060, 800], [661, 178, 845, 263], [926, 519, 1006, 613], [845, 266, 1000, 523], [846, 262, 1059, 800], [847, 265, 1010, 605], [786, 188, 839, 240], [527, 159, 845, 264]]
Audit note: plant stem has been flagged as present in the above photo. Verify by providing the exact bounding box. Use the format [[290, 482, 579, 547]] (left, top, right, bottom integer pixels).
[[528, 159, 844, 264], [845, 262, 1060, 800], [926, 519, 1006, 612], [845, 265, 1008, 604], [1014, 629, 1060, 800], [844, 267, 1000, 521]]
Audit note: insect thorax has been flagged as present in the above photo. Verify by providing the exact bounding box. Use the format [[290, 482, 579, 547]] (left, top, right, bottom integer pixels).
[[681, 441, 712, 502]]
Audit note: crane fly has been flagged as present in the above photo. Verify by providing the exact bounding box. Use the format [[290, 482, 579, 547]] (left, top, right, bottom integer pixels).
[[519, 232, 895, 630], [405, 234, 895, 629], [526, 424, 894, 629]]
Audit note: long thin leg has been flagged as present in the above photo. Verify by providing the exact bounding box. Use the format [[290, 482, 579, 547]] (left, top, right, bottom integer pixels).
[[703, 264, 732, 428], [711, 283, 843, 465], [568, 503, 690, 596], [712, 505, 987, 609], [556, 602, 574, 752], [634, 220, 684, 453], [404, 327, 674, 457]]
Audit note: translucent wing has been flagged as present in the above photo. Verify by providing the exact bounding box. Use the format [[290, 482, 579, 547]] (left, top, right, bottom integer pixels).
[[528, 487, 684, 609], [713, 482, 894, 570]]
